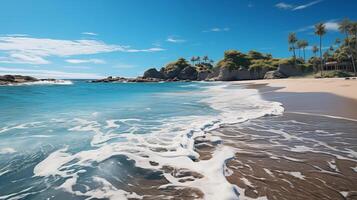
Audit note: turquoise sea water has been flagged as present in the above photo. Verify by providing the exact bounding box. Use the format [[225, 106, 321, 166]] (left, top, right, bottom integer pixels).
[[0, 81, 284, 200]]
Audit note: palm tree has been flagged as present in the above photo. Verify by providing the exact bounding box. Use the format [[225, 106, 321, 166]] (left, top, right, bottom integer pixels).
[[300, 40, 308, 62], [312, 45, 319, 57], [288, 33, 298, 62], [297, 40, 304, 59], [339, 18, 352, 40], [196, 56, 201, 64], [315, 23, 326, 76], [203, 56, 209, 64], [209, 59, 214, 65], [348, 22, 357, 76], [190, 56, 196, 66], [339, 18, 356, 76]]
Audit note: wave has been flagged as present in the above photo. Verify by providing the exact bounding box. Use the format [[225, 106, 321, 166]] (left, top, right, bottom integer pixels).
[[30, 83, 284, 200], [6, 80, 73, 86]]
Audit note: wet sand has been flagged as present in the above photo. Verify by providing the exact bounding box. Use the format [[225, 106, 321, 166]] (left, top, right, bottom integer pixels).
[[209, 82, 357, 200]]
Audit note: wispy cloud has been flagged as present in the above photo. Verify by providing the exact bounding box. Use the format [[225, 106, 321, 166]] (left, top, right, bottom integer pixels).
[[275, 0, 323, 11], [166, 36, 186, 43], [295, 19, 339, 33], [293, 0, 322, 10], [125, 47, 165, 52], [82, 32, 98, 36], [0, 36, 165, 65], [65, 58, 106, 64], [0, 67, 103, 79], [275, 2, 293, 9], [203, 27, 230, 33]]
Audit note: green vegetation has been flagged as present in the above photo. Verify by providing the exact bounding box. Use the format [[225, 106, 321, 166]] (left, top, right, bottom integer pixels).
[[286, 19, 357, 78], [314, 70, 353, 78]]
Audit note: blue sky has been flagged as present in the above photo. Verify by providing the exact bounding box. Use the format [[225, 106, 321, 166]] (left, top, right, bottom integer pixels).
[[0, 0, 356, 78]]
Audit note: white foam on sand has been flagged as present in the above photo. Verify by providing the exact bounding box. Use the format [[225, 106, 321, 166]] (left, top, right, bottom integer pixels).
[[0, 147, 16, 154], [33, 83, 284, 200]]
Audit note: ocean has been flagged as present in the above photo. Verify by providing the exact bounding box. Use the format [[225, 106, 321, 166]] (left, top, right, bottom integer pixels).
[[0, 80, 284, 199]]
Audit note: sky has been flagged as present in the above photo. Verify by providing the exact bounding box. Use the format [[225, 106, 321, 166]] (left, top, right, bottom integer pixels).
[[0, 0, 357, 79]]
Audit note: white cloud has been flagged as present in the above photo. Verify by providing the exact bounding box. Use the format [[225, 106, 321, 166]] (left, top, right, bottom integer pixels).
[[125, 47, 165, 52], [65, 58, 106, 64], [166, 36, 185, 43], [82, 32, 98, 36], [4, 34, 29, 37], [295, 19, 339, 33], [0, 36, 165, 64], [293, 0, 322, 10], [0, 53, 49, 64], [324, 21, 339, 31], [275, 2, 293, 9], [0, 67, 103, 79], [203, 27, 230, 32], [276, 0, 323, 11]]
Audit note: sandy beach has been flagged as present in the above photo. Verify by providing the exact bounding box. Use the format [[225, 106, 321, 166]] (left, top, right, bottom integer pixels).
[[239, 77, 357, 101]]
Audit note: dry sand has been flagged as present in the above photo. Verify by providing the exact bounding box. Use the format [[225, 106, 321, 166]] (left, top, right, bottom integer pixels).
[[238, 77, 357, 101]]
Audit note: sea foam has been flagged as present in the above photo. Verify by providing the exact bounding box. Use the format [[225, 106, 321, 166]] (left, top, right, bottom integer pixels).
[[32, 83, 284, 200]]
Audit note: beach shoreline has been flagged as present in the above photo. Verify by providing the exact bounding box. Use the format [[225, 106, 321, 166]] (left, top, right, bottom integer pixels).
[[205, 78, 357, 199]]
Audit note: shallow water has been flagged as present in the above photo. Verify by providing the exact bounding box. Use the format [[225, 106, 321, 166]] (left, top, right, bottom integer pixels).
[[0, 81, 283, 200]]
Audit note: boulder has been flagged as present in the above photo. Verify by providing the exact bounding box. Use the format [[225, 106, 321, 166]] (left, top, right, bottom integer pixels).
[[178, 66, 198, 80], [0, 75, 38, 84], [143, 68, 164, 79], [264, 70, 287, 79], [0, 75, 15, 82], [278, 64, 302, 77]]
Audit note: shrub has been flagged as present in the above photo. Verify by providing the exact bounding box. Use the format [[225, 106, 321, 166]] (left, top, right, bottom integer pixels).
[[314, 70, 353, 78]]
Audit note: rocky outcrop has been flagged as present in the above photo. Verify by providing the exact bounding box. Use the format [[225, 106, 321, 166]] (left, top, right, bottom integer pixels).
[[278, 64, 302, 77], [215, 67, 238, 81], [143, 68, 165, 79], [197, 70, 211, 81], [264, 70, 288, 79], [0, 75, 38, 85], [178, 66, 198, 80]]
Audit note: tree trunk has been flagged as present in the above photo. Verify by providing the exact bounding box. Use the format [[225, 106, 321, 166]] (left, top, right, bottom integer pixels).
[[319, 36, 323, 77], [293, 47, 296, 66], [355, 33, 357, 76], [303, 48, 306, 62], [346, 32, 357, 76]]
